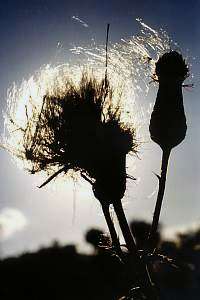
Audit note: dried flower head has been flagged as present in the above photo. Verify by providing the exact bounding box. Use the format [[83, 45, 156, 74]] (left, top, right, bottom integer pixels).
[[4, 70, 137, 203]]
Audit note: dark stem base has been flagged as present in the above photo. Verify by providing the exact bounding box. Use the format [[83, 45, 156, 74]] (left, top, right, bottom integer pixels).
[[113, 201, 158, 300]]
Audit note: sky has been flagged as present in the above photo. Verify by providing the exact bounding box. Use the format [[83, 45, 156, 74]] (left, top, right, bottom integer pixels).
[[0, 0, 200, 257]]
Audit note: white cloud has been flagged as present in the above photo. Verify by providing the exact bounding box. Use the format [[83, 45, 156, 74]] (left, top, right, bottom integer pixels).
[[163, 221, 200, 240], [0, 208, 28, 240], [71, 16, 89, 28]]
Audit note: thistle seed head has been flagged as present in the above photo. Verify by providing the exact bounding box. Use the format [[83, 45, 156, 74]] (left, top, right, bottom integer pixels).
[[5, 72, 137, 203]]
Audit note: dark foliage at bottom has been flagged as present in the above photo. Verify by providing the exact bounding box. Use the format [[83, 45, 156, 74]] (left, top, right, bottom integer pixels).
[[0, 223, 200, 300]]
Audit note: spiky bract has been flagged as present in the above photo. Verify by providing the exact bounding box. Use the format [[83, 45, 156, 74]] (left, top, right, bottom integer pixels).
[[155, 51, 189, 82]]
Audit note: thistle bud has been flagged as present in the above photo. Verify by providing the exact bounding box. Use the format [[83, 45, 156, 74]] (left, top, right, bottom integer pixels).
[[149, 51, 188, 150]]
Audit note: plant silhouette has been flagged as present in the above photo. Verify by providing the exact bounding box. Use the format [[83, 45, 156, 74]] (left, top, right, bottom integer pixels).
[[5, 71, 158, 299], [148, 51, 189, 251], [2, 48, 191, 299]]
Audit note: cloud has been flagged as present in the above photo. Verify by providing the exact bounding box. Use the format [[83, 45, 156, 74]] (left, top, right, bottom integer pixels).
[[0, 208, 28, 240], [163, 221, 200, 240], [72, 16, 89, 28]]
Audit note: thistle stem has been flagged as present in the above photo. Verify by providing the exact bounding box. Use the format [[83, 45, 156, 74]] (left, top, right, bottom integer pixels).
[[113, 201, 137, 255], [148, 148, 171, 251], [101, 203, 122, 255], [113, 201, 156, 299]]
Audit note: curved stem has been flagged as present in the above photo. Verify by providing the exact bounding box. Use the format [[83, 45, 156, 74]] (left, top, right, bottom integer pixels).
[[148, 148, 171, 251]]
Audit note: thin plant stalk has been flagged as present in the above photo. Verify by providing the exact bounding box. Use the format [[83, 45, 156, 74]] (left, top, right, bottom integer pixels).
[[105, 23, 110, 81], [113, 201, 137, 255], [148, 147, 171, 251], [101, 203, 122, 254]]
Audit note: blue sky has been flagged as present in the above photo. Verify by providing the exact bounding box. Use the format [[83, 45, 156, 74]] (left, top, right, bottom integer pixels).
[[0, 0, 200, 257]]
